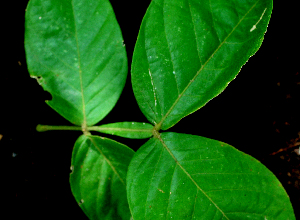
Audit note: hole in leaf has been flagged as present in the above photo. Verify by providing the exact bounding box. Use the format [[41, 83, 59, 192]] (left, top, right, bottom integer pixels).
[[78, 199, 84, 206], [70, 165, 74, 174], [30, 75, 43, 85], [43, 90, 52, 101], [30, 75, 53, 101]]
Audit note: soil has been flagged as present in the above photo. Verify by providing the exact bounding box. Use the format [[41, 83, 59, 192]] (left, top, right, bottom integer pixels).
[[2, 0, 299, 219]]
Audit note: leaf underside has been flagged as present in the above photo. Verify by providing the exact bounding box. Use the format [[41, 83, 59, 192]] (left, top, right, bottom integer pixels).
[[70, 135, 134, 220], [131, 0, 273, 130], [127, 132, 295, 220], [25, 0, 127, 127]]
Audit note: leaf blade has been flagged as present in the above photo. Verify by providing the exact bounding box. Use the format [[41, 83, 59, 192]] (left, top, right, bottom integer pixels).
[[131, 0, 272, 130], [70, 135, 134, 220], [127, 132, 295, 219], [25, 0, 127, 126]]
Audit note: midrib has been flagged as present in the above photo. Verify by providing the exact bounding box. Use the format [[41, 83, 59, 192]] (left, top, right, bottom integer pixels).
[[88, 136, 125, 185], [155, 132, 229, 219], [71, 0, 87, 129]]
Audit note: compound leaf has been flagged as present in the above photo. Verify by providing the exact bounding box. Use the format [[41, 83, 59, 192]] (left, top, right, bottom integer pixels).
[[70, 135, 134, 220], [25, 0, 127, 126], [127, 132, 295, 220], [131, 0, 272, 130]]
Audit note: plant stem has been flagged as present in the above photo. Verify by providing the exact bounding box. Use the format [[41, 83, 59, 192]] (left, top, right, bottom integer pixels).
[[87, 126, 152, 133], [36, 124, 83, 132]]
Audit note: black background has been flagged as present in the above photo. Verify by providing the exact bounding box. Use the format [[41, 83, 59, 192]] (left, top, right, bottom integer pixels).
[[2, 0, 299, 219]]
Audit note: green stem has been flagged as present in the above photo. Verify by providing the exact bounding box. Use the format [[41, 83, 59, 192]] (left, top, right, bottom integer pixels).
[[88, 126, 152, 133], [36, 124, 83, 132]]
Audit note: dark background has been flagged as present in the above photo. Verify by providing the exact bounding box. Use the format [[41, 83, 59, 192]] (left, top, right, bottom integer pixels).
[[2, 0, 299, 219]]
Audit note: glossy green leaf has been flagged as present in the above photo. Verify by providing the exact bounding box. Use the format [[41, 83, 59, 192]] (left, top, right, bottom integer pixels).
[[25, 0, 127, 127], [127, 132, 295, 219], [90, 122, 154, 139], [70, 135, 134, 220], [131, 0, 272, 130]]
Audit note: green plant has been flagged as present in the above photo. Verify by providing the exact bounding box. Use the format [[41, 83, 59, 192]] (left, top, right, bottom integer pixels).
[[24, 0, 295, 219]]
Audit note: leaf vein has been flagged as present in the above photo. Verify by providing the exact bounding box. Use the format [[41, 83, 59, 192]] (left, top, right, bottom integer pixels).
[[88, 136, 125, 185], [163, 0, 180, 96], [71, 0, 86, 128], [166, 163, 178, 218], [187, 0, 203, 66], [26, 44, 82, 93], [144, 140, 163, 218], [80, 14, 114, 70]]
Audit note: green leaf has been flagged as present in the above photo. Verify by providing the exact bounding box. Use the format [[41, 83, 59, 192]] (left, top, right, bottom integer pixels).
[[127, 132, 295, 219], [131, 0, 272, 130], [70, 135, 134, 220], [90, 122, 154, 139], [25, 0, 127, 127]]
